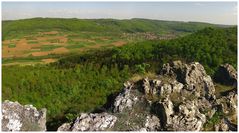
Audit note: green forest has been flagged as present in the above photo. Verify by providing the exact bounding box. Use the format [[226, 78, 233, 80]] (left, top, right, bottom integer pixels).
[[2, 17, 224, 40], [2, 26, 237, 130]]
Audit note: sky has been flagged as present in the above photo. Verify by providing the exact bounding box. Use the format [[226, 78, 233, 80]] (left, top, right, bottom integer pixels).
[[2, 2, 237, 25]]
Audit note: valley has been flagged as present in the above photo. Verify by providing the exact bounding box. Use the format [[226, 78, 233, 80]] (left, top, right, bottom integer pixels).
[[2, 18, 237, 131]]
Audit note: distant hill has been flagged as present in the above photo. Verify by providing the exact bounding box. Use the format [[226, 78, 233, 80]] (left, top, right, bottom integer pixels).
[[2, 18, 231, 40]]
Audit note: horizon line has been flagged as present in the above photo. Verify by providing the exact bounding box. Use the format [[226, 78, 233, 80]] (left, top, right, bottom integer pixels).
[[2, 17, 236, 26]]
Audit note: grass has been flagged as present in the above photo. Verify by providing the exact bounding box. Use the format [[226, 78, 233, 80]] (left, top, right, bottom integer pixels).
[[25, 36, 37, 40], [67, 39, 95, 46], [2, 59, 42, 65], [48, 39, 61, 43], [40, 45, 62, 51], [203, 111, 224, 131], [65, 44, 86, 49], [214, 83, 234, 98], [28, 41, 39, 44], [2, 54, 63, 65], [8, 43, 16, 48]]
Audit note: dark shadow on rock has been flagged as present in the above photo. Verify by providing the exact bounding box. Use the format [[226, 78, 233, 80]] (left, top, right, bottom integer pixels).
[[220, 88, 237, 96], [92, 91, 122, 113], [134, 79, 145, 94], [224, 118, 238, 131], [150, 102, 167, 130], [46, 117, 68, 131]]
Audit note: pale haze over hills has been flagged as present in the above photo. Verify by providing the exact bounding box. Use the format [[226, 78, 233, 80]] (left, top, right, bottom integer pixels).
[[2, 2, 237, 25]]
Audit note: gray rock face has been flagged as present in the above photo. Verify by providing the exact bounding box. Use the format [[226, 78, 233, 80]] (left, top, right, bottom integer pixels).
[[215, 64, 237, 87], [57, 123, 72, 131], [143, 78, 183, 97], [2, 100, 46, 131], [214, 118, 237, 131], [142, 115, 161, 131], [113, 82, 138, 112], [217, 91, 237, 115], [143, 78, 161, 95], [161, 61, 216, 100], [57, 113, 117, 131], [158, 98, 206, 131]]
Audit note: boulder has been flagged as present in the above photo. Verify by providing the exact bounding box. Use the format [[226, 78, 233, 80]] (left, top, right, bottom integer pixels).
[[57, 113, 117, 131], [2, 100, 46, 131]]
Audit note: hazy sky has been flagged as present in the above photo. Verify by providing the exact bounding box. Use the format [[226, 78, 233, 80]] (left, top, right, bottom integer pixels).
[[2, 2, 237, 25]]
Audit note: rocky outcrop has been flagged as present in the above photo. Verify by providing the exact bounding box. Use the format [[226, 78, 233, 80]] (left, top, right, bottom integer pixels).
[[166, 101, 206, 131], [113, 82, 139, 113], [58, 61, 237, 131], [161, 61, 216, 100], [215, 64, 237, 87], [2, 100, 46, 131], [142, 78, 183, 97], [57, 113, 117, 131], [2, 61, 237, 131]]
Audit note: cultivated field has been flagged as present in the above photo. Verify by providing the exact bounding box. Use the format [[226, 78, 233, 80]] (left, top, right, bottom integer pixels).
[[2, 30, 177, 65]]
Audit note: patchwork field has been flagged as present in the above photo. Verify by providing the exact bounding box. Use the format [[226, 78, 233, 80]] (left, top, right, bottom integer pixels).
[[3, 18, 223, 65]]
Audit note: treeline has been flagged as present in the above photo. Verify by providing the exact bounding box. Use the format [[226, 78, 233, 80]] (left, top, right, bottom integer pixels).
[[2, 26, 237, 130], [2, 17, 220, 40]]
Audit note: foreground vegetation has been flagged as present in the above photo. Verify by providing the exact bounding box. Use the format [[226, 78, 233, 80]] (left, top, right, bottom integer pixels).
[[2, 26, 237, 130]]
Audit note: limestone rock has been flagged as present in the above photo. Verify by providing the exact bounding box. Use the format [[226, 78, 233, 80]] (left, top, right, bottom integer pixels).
[[159, 99, 206, 131], [58, 113, 117, 131], [161, 61, 216, 100], [215, 118, 231, 131], [159, 96, 174, 124], [113, 82, 138, 112], [143, 78, 161, 95], [216, 91, 237, 115], [215, 64, 237, 87], [143, 77, 183, 97], [143, 115, 161, 131], [2, 100, 46, 131], [57, 123, 72, 131]]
